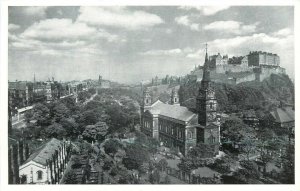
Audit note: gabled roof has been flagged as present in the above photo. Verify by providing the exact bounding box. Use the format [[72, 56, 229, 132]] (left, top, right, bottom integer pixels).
[[22, 138, 62, 166], [270, 107, 295, 123], [148, 100, 197, 122]]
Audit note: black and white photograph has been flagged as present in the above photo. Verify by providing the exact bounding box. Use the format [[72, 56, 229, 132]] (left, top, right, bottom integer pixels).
[[1, 2, 298, 190]]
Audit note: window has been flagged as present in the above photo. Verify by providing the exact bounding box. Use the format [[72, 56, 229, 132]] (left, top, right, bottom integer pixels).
[[172, 128, 174, 135], [188, 132, 192, 139], [174, 98, 177, 102], [210, 102, 213, 109], [37, 170, 43, 180]]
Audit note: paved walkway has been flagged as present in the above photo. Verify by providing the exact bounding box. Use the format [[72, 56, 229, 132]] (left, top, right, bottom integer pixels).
[[83, 93, 97, 105]]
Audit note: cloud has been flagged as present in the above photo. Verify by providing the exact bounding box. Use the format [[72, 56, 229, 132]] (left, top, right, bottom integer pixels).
[[140, 48, 183, 56], [203, 21, 257, 35], [9, 18, 121, 58], [8, 24, 20, 31], [180, 6, 230, 16], [21, 7, 48, 18], [77, 7, 164, 30], [186, 30, 294, 74], [21, 18, 98, 41], [272, 28, 293, 36], [175, 15, 200, 31]]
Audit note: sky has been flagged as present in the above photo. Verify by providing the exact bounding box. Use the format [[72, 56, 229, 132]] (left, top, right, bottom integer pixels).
[[8, 6, 294, 84]]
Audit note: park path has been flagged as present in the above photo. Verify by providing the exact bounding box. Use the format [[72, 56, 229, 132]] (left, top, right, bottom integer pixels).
[[83, 93, 97, 105]]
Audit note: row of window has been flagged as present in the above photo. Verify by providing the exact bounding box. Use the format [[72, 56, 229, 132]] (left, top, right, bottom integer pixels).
[[158, 122, 185, 139], [159, 135, 184, 153], [143, 120, 152, 130], [208, 136, 216, 143]]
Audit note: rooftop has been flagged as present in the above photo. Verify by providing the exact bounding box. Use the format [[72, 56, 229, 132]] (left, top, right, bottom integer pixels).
[[148, 100, 197, 122], [270, 107, 295, 123], [21, 138, 63, 166]]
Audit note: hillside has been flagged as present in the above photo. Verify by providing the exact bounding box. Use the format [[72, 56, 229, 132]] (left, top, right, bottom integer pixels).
[[179, 74, 294, 113]]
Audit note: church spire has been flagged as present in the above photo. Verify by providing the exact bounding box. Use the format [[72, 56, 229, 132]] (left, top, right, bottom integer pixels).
[[202, 43, 210, 83], [205, 43, 208, 63]]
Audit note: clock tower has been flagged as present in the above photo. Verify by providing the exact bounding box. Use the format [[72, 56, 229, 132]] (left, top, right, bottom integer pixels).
[[196, 44, 220, 156]]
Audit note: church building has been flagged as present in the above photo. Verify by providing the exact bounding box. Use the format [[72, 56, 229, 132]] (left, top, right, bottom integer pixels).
[[141, 46, 220, 157]]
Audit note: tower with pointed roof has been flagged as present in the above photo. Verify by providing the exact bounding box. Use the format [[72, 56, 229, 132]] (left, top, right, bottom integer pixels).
[[170, 88, 180, 105], [143, 87, 152, 109], [196, 43, 220, 156]]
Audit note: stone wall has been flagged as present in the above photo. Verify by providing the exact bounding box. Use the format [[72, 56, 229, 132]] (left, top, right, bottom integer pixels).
[[215, 64, 252, 74]]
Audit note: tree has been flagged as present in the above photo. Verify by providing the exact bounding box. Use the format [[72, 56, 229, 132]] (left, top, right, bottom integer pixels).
[[94, 121, 109, 141], [138, 163, 149, 175], [123, 143, 150, 170], [103, 158, 113, 171], [60, 97, 76, 112], [103, 139, 122, 156], [235, 160, 261, 182], [280, 144, 294, 183], [79, 110, 99, 126], [149, 169, 160, 184], [82, 121, 109, 143], [178, 158, 194, 173], [157, 159, 168, 171], [257, 129, 276, 173], [188, 143, 215, 159], [64, 169, 77, 184], [24, 110, 33, 123], [32, 103, 51, 126], [240, 137, 257, 161], [221, 117, 246, 143], [44, 123, 66, 139], [163, 175, 171, 184], [51, 102, 70, 122], [59, 117, 80, 139]]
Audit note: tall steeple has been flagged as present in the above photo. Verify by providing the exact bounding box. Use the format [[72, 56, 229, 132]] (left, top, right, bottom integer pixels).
[[197, 43, 217, 126], [196, 43, 220, 157], [33, 73, 36, 84], [202, 43, 210, 84]]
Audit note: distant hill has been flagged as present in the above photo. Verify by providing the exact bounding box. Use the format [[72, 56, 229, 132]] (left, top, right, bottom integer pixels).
[[179, 74, 294, 113]]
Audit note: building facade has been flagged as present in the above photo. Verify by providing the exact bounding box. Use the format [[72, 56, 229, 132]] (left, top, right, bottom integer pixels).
[[141, 48, 220, 157], [8, 81, 34, 113], [19, 138, 71, 184], [248, 51, 280, 67]]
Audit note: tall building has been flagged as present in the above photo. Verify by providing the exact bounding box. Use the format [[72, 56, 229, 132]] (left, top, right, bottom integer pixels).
[[196, 47, 220, 155], [141, 45, 220, 157], [8, 81, 33, 113], [248, 51, 280, 67]]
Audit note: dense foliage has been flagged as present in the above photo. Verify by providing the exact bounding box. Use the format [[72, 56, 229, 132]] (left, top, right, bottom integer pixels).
[[179, 74, 294, 113]]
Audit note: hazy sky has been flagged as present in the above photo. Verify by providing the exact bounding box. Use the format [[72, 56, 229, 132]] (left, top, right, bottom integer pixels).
[[8, 6, 294, 84]]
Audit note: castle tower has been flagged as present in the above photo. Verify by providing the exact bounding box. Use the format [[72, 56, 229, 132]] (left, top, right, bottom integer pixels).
[[196, 43, 220, 156], [143, 87, 152, 109], [170, 88, 179, 105]]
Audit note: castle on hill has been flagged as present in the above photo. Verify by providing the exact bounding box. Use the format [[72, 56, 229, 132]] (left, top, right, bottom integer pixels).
[[189, 51, 286, 84]]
